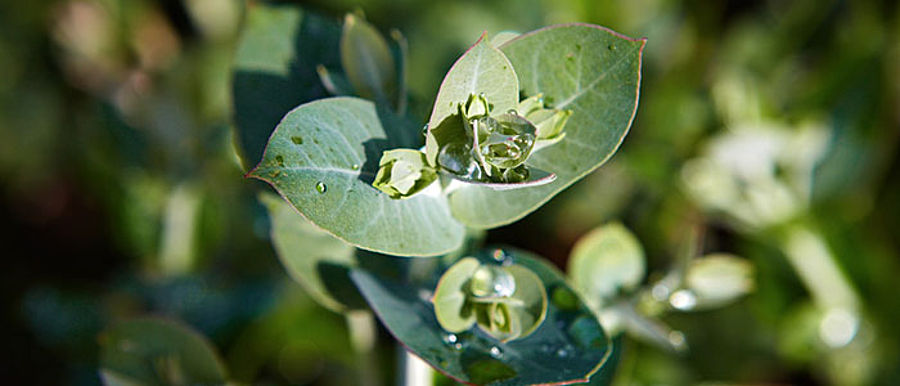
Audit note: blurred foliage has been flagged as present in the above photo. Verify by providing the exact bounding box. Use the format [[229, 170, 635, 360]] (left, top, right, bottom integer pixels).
[[1, 0, 899, 385]]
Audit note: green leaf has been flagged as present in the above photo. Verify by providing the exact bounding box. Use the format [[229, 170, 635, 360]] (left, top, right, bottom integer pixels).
[[260, 192, 365, 312], [248, 97, 464, 256], [99, 318, 228, 386], [340, 13, 397, 104], [447, 24, 646, 228], [351, 247, 612, 385], [684, 253, 754, 308], [433, 257, 481, 333], [232, 3, 341, 170], [426, 34, 518, 129], [569, 222, 646, 306]]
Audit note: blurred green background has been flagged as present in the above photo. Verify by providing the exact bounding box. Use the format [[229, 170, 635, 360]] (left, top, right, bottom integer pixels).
[[1, 0, 899, 384]]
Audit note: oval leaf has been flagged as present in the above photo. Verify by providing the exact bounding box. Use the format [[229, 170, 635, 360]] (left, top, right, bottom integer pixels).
[[448, 24, 646, 228], [340, 13, 397, 103], [232, 3, 341, 169], [248, 97, 464, 256], [99, 318, 228, 386], [351, 247, 612, 385], [569, 222, 646, 306]]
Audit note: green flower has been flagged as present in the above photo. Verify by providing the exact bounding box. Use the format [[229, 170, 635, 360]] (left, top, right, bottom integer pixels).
[[372, 149, 438, 199], [433, 257, 548, 342]]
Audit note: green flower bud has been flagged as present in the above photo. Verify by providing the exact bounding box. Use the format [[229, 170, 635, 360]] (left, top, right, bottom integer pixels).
[[517, 93, 572, 141], [372, 149, 437, 199]]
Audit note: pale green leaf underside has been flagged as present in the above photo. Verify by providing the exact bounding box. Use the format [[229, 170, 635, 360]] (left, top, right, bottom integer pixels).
[[448, 24, 646, 228], [250, 97, 464, 256], [426, 34, 519, 129], [260, 192, 359, 312]]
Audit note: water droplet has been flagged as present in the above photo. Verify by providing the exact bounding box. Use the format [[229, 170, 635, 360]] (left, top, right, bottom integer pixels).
[[470, 266, 516, 298], [651, 283, 670, 301], [489, 346, 503, 358], [556, 347, 570, 358], [442, 333, 458, 345], [315, 181, 327, 193], [422, 124, 429, 134], [669, 289, 697, 311], [291, 136, 303, 145], [506, 109, 518, 115], [351, 164, 360, 170], [453, 342, 463, 350], [668, 330, 687, 350], [491, 249, 509, 264], [607, 44, 616, 51]]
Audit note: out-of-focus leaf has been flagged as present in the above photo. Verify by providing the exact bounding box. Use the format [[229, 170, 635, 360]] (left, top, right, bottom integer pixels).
[[260, 192, 365, 312], [447, 25, 646, 228], [684, 254, 754, 308], [351, 247, 612, 385], [232, 3, 340, 169], [98, 318, 228, 386], [340, 13, 397, 103], [248, 97, 464, 256], [569, 222, 646, 307]]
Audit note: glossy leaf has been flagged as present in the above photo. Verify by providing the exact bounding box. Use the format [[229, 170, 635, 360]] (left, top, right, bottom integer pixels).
[[232, 3, 340, 169], [569, 222, 646, 307], [447, 24, 646, 228], [351, 247, 611, 385], [260, 192, 365, 312], [248, 97, 464, 256], [99, 318, 228, 386]]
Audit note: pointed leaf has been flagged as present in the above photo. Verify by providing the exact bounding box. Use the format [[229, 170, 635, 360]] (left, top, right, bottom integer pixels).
[[448, 24, 646, 228], [351, 247, 612, 385], [249, 97, 464, 256], [340, 14, 397, 103]]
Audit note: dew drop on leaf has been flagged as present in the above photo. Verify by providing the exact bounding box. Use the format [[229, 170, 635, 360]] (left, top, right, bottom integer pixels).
[[351, 163, 360, 170], [291, 136, 303, 145], [315, 181, 327, 193], [442, 333, 458, 345], [489, 346, 503, 358]]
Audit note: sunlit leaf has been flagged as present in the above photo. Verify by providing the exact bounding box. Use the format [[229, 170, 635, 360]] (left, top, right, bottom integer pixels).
[[248, 97, 464, 256], [685, 253, 754, 308], [447, 25, 645, 228]]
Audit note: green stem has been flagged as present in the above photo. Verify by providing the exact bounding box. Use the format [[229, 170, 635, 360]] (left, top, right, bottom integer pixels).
[[398, 347, 433, 386], [345, 311, 380, 386]]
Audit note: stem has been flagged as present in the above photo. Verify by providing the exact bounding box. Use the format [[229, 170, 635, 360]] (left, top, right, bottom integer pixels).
[[397, 347, 433, 386], [345, 311, 380, 386]]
